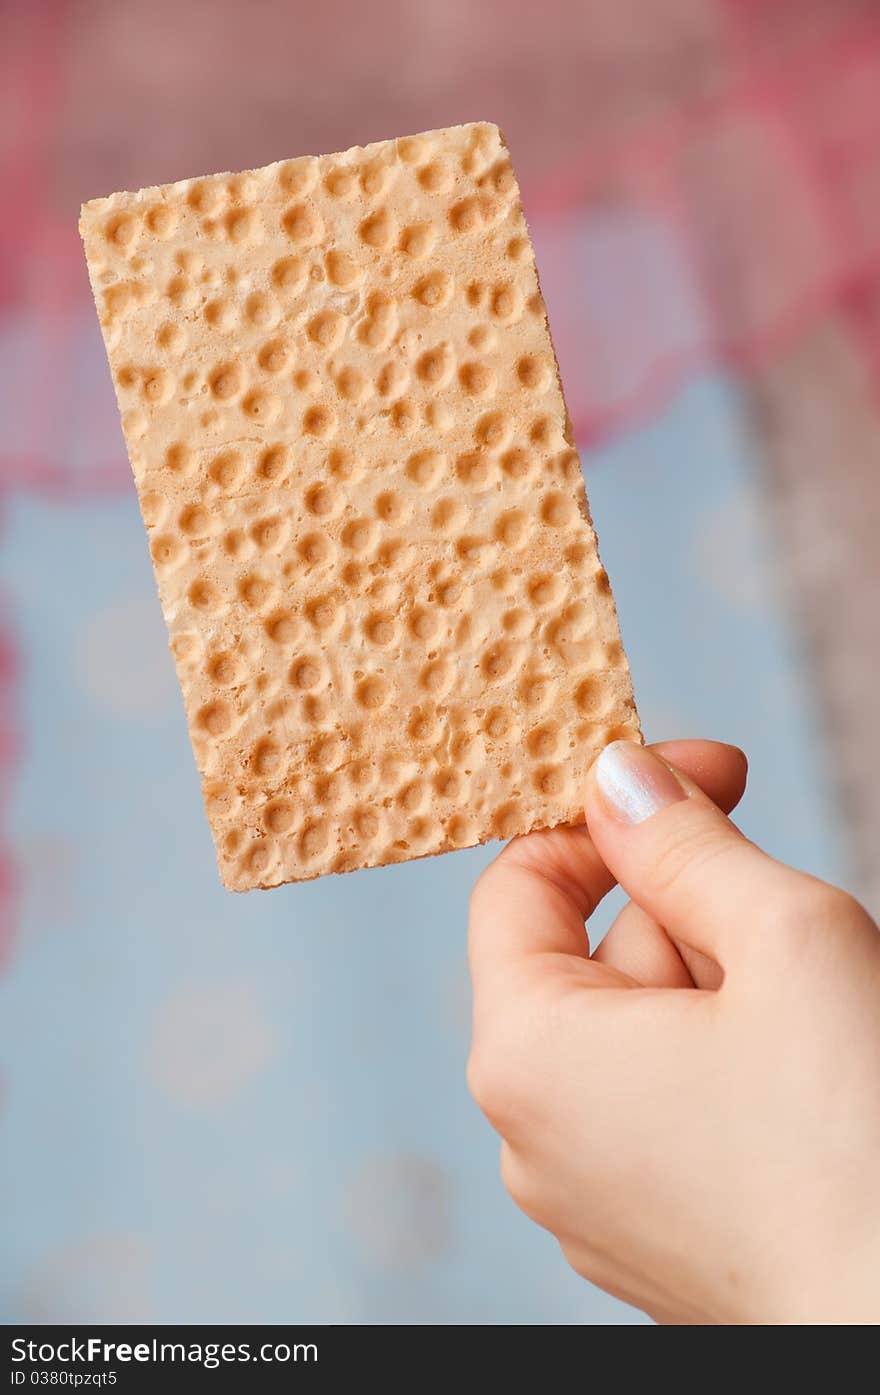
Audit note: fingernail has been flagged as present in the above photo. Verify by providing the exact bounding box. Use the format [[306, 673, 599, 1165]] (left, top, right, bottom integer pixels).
[[593, 741, 688, 825]]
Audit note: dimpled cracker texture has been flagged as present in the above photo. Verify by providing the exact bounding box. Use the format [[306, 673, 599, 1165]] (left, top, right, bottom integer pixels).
[[79, 122, 639, 891]]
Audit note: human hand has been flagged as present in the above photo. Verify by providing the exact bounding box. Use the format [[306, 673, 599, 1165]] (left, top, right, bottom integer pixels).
[[468, 739, 880, 1324]]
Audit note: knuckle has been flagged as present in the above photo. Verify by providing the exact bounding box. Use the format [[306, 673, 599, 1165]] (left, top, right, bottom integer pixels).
[[467, 871, 489, 936], [467, 1034, 530, 1131], [649, 821, 734, 907], [467, 861, 504, 950], [466, 1044, 504, 1116], [811, 885, 867, 929], [558, 1236, 592, 1281], [465, 1046, 494, 1110], [775, 878, 869, 945], [499, 1146, 529, 1209], [468, 857, 503, 922], [500, 1147, 549, 1227]]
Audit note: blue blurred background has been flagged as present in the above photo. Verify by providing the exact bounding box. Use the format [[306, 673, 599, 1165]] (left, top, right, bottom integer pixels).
[[1, 0, 877, 1324]]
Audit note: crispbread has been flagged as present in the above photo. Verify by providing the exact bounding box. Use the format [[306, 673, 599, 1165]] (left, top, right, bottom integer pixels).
[[79, 122, 639, 891]]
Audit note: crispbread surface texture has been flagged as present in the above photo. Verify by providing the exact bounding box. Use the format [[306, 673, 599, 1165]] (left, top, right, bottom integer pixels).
[[80, 122, 639, 890]]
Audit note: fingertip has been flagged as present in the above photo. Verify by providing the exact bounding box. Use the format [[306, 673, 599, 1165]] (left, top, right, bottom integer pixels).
[[585, 740, 688, 828], [650, 738, 748, 813], [652, 737, 747, 773], [583, 736, 750, 829]]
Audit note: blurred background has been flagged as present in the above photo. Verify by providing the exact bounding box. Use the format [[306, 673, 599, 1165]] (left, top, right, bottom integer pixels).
[[1, 0, 878, 1324]]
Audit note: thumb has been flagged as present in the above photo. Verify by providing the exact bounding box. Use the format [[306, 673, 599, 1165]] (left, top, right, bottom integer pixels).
[[584, 741, 792, 968]]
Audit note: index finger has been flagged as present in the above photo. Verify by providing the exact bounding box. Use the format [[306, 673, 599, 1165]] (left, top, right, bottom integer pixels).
[[469, 822, 610, 980]]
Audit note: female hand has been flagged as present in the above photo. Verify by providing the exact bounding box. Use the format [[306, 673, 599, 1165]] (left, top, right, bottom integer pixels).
[[468, 739, 880, 1324]]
